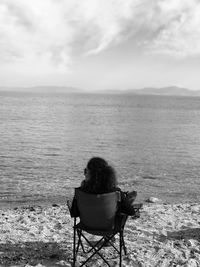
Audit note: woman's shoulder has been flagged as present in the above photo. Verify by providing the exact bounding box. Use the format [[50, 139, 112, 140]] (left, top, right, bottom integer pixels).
[[111, 186, 122, 192], [79, 180, 91, 193], [80, 180, 86, 187]]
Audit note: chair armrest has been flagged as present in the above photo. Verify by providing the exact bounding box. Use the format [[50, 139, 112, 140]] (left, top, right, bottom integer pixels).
[[67, 200, 72, 210], [120, 203, 143, 218], [132, 203, 143, 209], [67, 199, 80, 218], [119, 212, 130, 217]]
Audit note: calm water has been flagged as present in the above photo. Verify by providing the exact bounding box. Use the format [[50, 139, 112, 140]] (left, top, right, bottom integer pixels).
[[1, 91, 200, 205]]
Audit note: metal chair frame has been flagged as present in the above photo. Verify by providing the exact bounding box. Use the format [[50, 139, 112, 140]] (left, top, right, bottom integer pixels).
[[68, 190, 128, 267], [72, 216, 127, 267]]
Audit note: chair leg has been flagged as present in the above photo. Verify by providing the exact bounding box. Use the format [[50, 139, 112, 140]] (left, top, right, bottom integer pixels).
[[77, 229, 86, 253], [73, 218, 77, 267], [73, 228, 76, 266], [119, 232, 122, 267], [121, 232, 127, 255]]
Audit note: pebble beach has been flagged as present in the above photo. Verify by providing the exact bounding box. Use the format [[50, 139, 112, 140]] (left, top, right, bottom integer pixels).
[[0, 202, 200, 267]]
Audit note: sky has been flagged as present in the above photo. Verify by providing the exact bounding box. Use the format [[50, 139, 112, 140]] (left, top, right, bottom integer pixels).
[[1, 0, 200, 91]]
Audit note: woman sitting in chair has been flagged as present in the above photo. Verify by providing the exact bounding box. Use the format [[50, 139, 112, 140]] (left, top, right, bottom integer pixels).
[[69, 158, 139, 265], [71, 157, 137, 216]]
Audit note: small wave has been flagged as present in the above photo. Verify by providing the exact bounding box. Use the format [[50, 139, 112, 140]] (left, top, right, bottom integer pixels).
[[142, 175, 158, 180], [0, 192, 16, 200], [43, 153, 60, 157], [0, 165, 9, 168], [0, 155, 15, 158]]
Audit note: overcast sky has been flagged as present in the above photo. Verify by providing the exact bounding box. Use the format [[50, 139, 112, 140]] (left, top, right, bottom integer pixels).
[[1, 0, 200, 91]]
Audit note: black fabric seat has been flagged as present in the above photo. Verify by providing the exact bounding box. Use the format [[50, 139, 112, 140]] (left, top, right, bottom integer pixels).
[[68, 188, 129, 267]]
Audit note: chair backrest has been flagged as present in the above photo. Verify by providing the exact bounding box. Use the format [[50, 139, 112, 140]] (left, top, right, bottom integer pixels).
[[75, 188, 121, 230]]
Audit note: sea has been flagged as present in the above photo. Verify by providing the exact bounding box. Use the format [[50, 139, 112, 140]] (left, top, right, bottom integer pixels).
[[1, 91, 200, 206]]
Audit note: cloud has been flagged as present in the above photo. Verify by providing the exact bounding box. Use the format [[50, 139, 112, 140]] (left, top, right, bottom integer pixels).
[[0, 0, 74, 73], [147, 0, 200, 57], [0, 0, 200, 74]]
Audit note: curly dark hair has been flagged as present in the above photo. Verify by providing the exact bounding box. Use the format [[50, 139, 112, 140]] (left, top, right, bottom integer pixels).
[[82, 157, 117, 194]]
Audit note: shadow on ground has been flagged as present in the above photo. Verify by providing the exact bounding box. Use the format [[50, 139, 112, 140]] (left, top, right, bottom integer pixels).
[[0, 241, 72, 266], [158, 227, 200, 242]]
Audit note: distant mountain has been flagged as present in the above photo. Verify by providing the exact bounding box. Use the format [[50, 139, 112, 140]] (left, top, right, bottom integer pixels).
[[1, 85, 200, 96], [0, 86, 82, 93], [126, 86, 200, 96], [28, 86, 82, 93]]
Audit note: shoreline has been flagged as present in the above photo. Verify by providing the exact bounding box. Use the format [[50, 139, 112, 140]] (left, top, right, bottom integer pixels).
[[0, 202, 200, 266], [1, 188, 200, 210], [0, 195, 199, 211]]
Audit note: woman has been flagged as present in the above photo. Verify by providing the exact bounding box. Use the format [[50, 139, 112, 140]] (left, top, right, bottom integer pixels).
[[81, 157, 119, 194], [70, 157, 137, 216]]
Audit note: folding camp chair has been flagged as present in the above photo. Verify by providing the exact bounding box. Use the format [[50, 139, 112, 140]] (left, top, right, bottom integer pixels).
[[68, 188, 129, 267]]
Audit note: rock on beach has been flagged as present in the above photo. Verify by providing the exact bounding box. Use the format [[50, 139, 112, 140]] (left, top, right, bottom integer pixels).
[[0, 202, 200, 266], [146, 197, 162, 203]]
